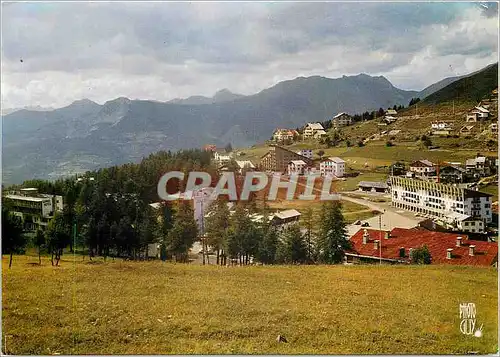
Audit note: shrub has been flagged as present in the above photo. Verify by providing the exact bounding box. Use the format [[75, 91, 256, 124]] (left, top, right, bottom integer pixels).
[[411, 245, 432, 264], [385, 141, 394, 147]]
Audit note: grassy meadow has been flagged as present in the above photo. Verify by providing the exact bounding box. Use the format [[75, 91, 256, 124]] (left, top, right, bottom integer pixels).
[[2, 256, 498, 355]]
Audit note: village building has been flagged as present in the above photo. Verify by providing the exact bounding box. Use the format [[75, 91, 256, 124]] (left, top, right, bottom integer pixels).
[[260, 145, 313, 173], [430, 121, 453, 136], [408, 160, 435, 176], [271, 209, 301, 230], [489, 122, 498, 133], [222, 160, 257, 174], [4, 188, 64, 231], [303, 123, 325, 139], [287, 160, 309, 175], [319, 157, 345, 177], [445, 212, 486, 234], [438, 164, 468, 184], [357, 181, 389, 193], [459, 125, 475, 136], [272, 128, 298, 142], [346, 228, 497, 266], [203, 144, 217, 152], [249, 209, 301, 231], [313, 129, 328, 138], [296, 149, 313, 159], [385, 109, 398, 116], [383, 115, 397, 124], [390, 177, 493, 224], [331, 112, 353, 128], [466, 106, 489, 122], [465, 156, 495, 176], [213, 149, 233, 166]]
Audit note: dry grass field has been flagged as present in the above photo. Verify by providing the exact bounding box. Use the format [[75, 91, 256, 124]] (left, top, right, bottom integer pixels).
[[2, 256, 498, 355]]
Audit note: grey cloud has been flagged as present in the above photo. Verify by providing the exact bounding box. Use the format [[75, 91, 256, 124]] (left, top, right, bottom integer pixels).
[[1, 2, 498, 108]]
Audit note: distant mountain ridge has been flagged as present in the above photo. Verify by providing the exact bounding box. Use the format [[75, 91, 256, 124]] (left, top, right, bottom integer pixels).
[[168, 89, 245, 105], [2, 65, 495, 184], [1, 105, 55, 116]]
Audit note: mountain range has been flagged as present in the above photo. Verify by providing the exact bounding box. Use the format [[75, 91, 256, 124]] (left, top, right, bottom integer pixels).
[[2, 63, 497, 184]]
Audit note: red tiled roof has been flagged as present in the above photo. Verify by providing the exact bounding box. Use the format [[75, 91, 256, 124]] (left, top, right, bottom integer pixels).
[[348, 227, 498, 266]]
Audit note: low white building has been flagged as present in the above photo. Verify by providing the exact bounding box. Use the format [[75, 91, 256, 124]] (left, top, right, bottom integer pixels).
[[384, 115, 397, 124], [466, 106, 489, 122], [214, 150, 233, 165], [296, 149, 313, 159], [249, 209, 301, 232], [271, 209, 301, 231], [287, 160, 309, 175], [235, 160, 255, 173], [465, 156, 494, 176], [303, 123, 325, 139], [446, 212, 485, 234], [408, 160, 435, 176], [272, 129, 297, 142], [313, 129, 327, 138], [391, 177, 492, 224], [430, 121, 453, 135], [320, 157, 345, 177]]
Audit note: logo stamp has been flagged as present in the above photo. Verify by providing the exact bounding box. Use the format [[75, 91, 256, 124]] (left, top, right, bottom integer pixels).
[[459, 303, 483, 337]]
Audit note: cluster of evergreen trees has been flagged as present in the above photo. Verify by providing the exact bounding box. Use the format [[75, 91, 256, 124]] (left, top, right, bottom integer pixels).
[[205, 200, 351, 265], [2, 149, 213, 266], [3, 148, 353, 267]]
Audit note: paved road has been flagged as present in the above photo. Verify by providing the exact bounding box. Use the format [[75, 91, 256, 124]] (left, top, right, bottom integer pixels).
[[293, 179, 424, 236], [340, 194, 424, 237]]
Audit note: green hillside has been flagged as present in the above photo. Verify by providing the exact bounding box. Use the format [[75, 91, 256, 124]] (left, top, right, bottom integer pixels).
[[423, 63, 498, 105]]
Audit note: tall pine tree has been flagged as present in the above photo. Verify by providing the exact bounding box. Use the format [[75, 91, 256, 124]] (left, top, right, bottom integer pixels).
[[167, 202, 198, 262], [276, 223, 307, 264], [317, 202, 350, 264], [205, 199, 230, 265]]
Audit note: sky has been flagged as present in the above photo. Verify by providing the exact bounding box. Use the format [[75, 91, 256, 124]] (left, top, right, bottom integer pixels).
[[1, 2, 498, 109]]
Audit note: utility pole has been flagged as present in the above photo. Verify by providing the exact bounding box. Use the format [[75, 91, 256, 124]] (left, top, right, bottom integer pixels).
[[200, 191, 206, 265], [379, 214, 382, 265], [73, 218, 77, 261]]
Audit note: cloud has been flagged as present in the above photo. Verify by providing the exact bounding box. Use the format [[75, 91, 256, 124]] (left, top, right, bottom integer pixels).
[[1, 2, 498, 108]]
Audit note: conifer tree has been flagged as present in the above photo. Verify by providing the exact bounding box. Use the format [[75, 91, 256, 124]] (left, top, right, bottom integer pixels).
[[317, 202, 350, 264], [34, 229, 46, 265], [276, 223, 307, 264], [256, 210, 278, 264], [2, 206, 26, 268], [302, 207, 315, 263], [205, 199, 230, 265], [167, 202, 198, 262]]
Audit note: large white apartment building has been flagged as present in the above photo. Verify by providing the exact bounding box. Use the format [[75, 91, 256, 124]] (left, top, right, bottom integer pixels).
[[4, 188, 64, 230], [391, 177, 492, 224]]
